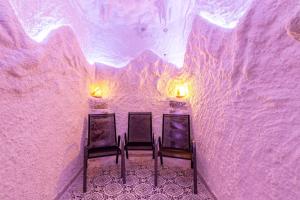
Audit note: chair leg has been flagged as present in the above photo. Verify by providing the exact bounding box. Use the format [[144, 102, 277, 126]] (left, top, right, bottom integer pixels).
[[193, 161, 197, 194], [154, 143, 158, 187], [121, 141, 126, 184], [83, 160, 87, 193], [160, 153, 163, 165], [116, 150, 119, 164], [126, 147, 129, 159], [193, 144, 198, 194], [152, 148, 155, 159], [83, 149, 88, 193]]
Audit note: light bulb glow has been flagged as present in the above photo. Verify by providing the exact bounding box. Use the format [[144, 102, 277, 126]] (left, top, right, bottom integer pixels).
[[176, 84, 188, 98], [166, 78, 192, 99], [89, 82, 111, 98], [91, 87, 102, 98]]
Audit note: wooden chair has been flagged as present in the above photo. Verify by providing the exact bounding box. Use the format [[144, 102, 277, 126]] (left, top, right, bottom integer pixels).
[[154, 114, 198, 194], [83, 113, 125, 192], [124, 112, 154, 159]]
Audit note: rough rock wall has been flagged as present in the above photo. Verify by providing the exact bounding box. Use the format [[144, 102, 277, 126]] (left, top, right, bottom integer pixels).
[[94, 52, 190, 137], [9, 0, 196, 67], [95, 0, 300, 199], [0, 1, 91, 199], [8, 0, 256, 68], [0, 0, 299, 199], [186, 0, 300, 199]]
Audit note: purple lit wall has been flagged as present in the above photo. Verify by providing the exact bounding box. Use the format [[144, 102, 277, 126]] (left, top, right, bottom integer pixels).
[[8, 0, 252, 67], [0, 0, 299, 200]]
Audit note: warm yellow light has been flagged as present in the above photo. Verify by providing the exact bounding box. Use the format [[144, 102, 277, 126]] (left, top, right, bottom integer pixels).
[[175, 84, 188, 98], [91, 86, 102, 98], [163, 78, 192, 99], [89, 82, 110, 98]]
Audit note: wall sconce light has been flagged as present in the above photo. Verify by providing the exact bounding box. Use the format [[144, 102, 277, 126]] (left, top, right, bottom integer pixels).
[[89, 84, 109, 113], [89, 81, 110, 99], [175, 84, 188, 98], [91, 86, 102, 98]]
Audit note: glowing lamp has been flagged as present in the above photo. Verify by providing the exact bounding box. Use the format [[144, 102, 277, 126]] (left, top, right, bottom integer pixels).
[[175, 84, 188, 98], [91, 87, 102, 98]]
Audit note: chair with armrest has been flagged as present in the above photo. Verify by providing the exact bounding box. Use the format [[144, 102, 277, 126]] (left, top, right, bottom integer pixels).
[[155, 114, 197, 194], [83, 113, 125, 193]]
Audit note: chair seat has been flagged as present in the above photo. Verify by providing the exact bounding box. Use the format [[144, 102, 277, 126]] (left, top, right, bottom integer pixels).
[[88, 146, 120, 158], [126, 145, 154, 150], [125, 142, 153, 150], [159, 148, 192, 160]]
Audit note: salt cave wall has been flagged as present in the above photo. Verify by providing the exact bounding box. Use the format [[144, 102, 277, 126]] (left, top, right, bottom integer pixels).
[[186, 0, 300, 199], [0, 0, 299, 199], [8, 0, 196, 67], [0, 1, 91, 200], [95, 0, 300, 199], [94, 52, 196, 138]]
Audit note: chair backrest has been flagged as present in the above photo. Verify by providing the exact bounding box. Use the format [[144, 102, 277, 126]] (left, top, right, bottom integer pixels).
[[162, 114, 191, 151], [88, 113, 117, 148], [128, 112, 152, 143]]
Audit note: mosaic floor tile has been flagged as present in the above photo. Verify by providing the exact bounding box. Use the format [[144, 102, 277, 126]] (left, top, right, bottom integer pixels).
[[61, 152, 214, 200]]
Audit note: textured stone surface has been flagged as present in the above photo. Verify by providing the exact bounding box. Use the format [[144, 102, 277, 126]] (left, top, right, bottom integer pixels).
[[8, 0, 253, 67], [287, 12, 300, 41], [0, 1, 91, 200], [197, 0, 253, 28], [0, 0, 299, 200], [94, 52, 193, 138], [187, 1, 300, 199], [94, 0, 300, 200], [8, 0, 196, 67]]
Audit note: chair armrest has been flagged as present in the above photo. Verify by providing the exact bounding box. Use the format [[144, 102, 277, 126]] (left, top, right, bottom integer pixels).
[[117, 135, 121, 147]]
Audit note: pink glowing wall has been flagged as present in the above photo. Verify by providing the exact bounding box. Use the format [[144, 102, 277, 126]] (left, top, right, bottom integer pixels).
[[94, 53, 191, 138], [94, 0, 300, 199], [8, 0, 253, 67], [0, 2, 91, 199], [0, 0, 299, 199], [186, 0, 300, 199]]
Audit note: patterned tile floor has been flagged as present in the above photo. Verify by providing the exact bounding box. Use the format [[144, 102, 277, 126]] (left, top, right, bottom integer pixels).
[[61, 152, 214, 200]]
